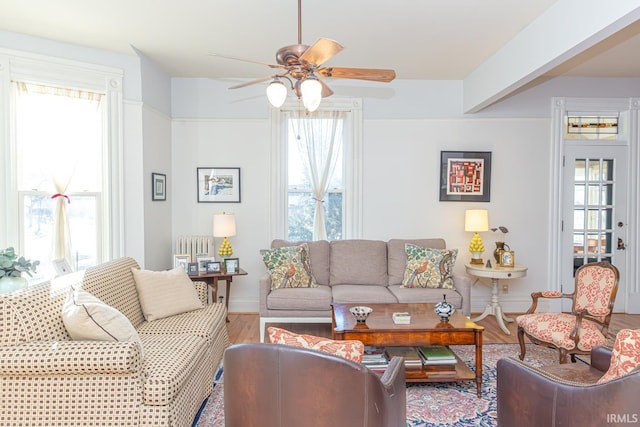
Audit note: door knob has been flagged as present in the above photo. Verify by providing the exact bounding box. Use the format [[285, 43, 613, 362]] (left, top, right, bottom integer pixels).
[[617, 238, 626, 250]]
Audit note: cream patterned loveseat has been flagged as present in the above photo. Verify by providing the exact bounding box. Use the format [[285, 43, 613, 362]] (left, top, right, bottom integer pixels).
[[0, 257, 230, 426]]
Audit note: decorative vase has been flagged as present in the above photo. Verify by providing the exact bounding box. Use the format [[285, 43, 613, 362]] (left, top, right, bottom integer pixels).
[[434, 294, 455, 322], [470, 251, 484, 265], [493, 242, 510, 263], [0, 276, 28, 295]]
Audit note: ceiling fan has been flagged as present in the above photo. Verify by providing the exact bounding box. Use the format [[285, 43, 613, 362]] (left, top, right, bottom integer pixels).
[[210, 0, 396, 111]]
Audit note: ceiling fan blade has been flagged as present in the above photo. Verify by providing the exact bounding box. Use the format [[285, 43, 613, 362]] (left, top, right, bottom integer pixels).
[[209, 53, 284, 69], [320, 80, 333, 98], [317, 67, 396, 82], [228, 75, 275, 89], [299, 38, 344, 67]]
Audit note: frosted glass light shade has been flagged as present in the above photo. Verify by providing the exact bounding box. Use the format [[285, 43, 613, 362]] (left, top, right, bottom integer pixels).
[[464, 209, 489, 232], [266, 79, 287, 108], [300, 77, 322, 112], [213, 212, 236, 237]]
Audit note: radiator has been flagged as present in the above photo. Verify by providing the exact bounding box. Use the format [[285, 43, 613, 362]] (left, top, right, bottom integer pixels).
[[175, 235, 215, 260]]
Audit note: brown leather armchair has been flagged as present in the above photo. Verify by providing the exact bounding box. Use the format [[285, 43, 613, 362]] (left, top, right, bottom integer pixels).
[[497, 346, 640, 427], [223, 343, 406, 427]]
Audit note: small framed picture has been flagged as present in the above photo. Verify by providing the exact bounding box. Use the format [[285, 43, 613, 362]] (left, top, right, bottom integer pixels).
[[53, 258, 72, 276], [196, 255, 216, 272], [500, 250, 515, 267], [197, 167, 241, 203], [173, 254, 191, 271], [152, 173, 167, 201], [224, 258, 240, 274], [206, 261, 222, 273], [187, 262, 200, 276]]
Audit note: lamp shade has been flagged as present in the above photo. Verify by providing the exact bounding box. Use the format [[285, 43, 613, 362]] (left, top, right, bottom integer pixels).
[[300, 76, 322, 112], [213, 212, 236, 237], [266, 78, 287, 108], [464, 209, 489, 232]]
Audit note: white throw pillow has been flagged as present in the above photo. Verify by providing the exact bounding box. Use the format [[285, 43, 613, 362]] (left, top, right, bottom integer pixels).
[[61, 288, 144, 356], [131, 267, 204, 321]]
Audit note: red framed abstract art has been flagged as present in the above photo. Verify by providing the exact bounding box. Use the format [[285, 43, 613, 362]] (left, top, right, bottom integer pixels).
[[439, 151, 491, 202]]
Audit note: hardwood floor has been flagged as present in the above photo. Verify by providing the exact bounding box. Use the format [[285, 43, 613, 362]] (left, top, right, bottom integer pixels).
[[226, 312, 640, 344]]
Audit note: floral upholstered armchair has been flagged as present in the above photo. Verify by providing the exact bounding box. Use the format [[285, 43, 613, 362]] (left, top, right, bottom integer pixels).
[[517, 261, 619, 364]]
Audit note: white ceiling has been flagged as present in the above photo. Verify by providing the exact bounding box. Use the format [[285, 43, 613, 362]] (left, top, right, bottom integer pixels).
[[2, 0, 640, 106]]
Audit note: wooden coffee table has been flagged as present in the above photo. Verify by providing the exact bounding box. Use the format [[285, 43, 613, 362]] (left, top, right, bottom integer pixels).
[[332, 303, 484, 397]]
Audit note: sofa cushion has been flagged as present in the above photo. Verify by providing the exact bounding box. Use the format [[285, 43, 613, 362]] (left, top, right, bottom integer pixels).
[[388, 285, 463, 309], [266, 286, 333, 311], [61, 288, 144, 356], [272, 240, 331, 286], [81, 257, 146, 328], [597, 329, 640, 384], [131, 267, 204, 321], [387, 239, 446, 286], [331, 284, 398, 304], [261, 244, 318, 289], [267, 326, 364, 363], [137, 302, 228, 344], [329, 240, 388, 286], [401, 244, 458, 289], [140, 334, 208, 405]]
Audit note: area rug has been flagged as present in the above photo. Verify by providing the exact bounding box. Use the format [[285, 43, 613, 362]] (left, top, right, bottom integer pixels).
[[194, 343, 560, 427]]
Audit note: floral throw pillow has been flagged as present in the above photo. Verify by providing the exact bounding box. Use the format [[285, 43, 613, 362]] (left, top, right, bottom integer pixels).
[[261, 243, 318, 290], [597, 329, 640, 384], [401, 244, 458, 289], [267, 327, 364, 363]]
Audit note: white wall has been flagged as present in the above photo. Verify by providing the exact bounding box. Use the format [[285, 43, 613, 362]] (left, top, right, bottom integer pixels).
[[171, 75, 640, 315], [3, 31, 640, 315]]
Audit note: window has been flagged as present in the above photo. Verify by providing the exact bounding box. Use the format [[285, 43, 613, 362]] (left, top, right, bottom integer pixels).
[[14, 82, 103, 278], [271, 99, 362, 241], [1, 51, 123, 281]]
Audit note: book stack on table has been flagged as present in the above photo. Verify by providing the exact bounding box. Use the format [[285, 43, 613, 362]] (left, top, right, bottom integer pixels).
[[362, 346, 389, 372], [384, 346, 423, 370], [417, 345, 457, 376]]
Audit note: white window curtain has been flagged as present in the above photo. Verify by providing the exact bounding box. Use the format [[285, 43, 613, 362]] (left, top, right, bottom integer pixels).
[[290, 110, 345, 240], [14, 81, 103, 270]]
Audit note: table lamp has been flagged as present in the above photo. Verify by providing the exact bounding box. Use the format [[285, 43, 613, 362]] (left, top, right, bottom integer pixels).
[[465, 209, 489, 264], [213, 212, 236, 258]]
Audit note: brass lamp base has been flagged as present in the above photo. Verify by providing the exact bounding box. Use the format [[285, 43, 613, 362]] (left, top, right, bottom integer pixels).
[[470, 258, 484, 265]]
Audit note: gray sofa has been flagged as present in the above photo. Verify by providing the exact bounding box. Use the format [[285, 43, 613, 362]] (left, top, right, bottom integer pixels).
[[259, 238, 472, 341]]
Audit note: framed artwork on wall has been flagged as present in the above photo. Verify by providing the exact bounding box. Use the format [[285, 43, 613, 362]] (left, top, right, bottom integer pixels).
[[197, 167, 241, 203], [439, 151, 492, 202], [152, 173, 167, 201]]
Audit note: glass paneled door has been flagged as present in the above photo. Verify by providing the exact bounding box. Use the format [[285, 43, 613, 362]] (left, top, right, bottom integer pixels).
[[562, 145, 628, 312]]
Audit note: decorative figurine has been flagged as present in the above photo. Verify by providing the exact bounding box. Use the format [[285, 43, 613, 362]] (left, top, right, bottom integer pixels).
[[434, 294, 455, 322], [486, 259, 492, 268]]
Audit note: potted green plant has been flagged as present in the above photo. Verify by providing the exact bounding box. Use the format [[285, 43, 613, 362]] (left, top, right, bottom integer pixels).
[[0, 247, 40, 294]]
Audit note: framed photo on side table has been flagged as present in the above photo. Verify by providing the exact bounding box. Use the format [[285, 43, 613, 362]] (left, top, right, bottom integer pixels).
[[197, 167, 241, 203], [439, 151, 492, 202], [173, 254, 191, 271], [187, 262, 200, 276], [206, 261, 222, 273], [196, 255, 216, 272], [500, 250, 515, 267], [224, 258, 240, 274]]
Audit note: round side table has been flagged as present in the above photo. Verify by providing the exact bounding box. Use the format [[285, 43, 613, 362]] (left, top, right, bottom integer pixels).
[[465, 263, 528, 335]]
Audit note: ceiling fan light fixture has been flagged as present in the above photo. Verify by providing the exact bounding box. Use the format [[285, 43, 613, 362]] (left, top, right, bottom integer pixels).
[[266, 77, 288, 108], [300, 75, 322, 112]]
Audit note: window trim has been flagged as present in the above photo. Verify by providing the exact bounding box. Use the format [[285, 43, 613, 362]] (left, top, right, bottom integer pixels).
[[270, 98, 362, 241], [0, 48, 124, 262]]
